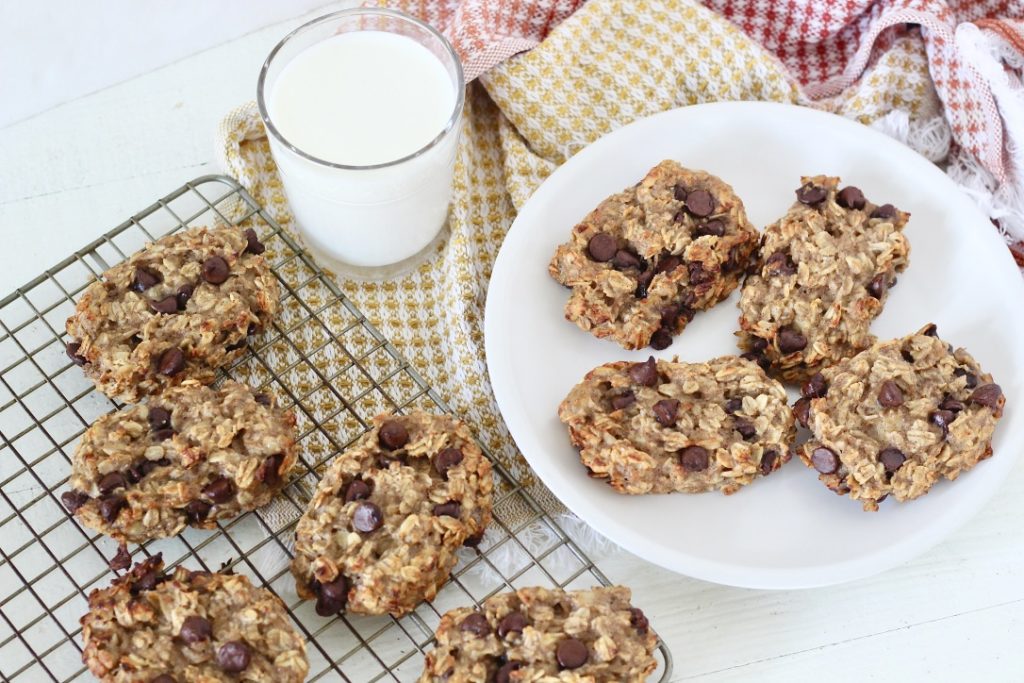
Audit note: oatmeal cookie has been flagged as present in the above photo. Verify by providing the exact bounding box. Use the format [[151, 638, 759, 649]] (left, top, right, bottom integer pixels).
[[61, 381, 297, 543], [291, 411, 492, 617], [65, 225, 277, 403], [81, 554, 308, 682], [559, 355, 794, 494], [418, 585, 657, 683], [796, 324, 1005, 511], [737, 176, 910, 383], [549, 160, 758, 350]]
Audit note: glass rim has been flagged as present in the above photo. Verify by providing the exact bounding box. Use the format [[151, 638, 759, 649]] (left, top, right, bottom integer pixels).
[[256, 7, 466, 171]]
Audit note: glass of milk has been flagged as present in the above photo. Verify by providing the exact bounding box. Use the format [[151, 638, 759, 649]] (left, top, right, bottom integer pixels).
[[257, 8, 464, 279]]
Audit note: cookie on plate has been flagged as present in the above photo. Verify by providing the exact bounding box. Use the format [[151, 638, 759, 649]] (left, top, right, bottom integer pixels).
[[65, 225, 278, 403], [559, 355, 794, 494], [61, 381, 297, 543], [291, 411, 492, 617], [549, 160, 758, 350], [419, 585, 657, 683], [737, 176, 910, 383], [81, 554, 308, 682], [796, 324, 1005, 511]]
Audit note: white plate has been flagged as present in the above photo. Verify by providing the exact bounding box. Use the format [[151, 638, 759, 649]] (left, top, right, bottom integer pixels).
[[484, 101, 1024, 589]]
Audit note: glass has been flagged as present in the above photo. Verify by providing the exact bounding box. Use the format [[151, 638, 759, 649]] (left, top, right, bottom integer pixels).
[[257, 8, 465, 280]]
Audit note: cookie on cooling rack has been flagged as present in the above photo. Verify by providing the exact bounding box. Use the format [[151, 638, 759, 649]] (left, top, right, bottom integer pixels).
[[418, 585, 658, 683], [558, 355, 794, 494], [80, 554, 308, 682], [549, 160, 758, 350], [737, 176, 910, 383], [291, 411, 492, 617], [65, 225, 278, 403], [796, 323, 1004, 511], [61, 381, 297, 543]]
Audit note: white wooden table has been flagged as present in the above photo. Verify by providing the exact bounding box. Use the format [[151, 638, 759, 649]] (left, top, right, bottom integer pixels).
[[1, 9, 1021, 682]]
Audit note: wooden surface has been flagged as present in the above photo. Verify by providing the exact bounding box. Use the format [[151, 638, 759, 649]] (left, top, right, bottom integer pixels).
[[0, 7, 1021, 682]]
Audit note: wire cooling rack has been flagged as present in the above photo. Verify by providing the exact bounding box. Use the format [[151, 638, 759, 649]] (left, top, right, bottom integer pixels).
[[0, 175, 673, 682]]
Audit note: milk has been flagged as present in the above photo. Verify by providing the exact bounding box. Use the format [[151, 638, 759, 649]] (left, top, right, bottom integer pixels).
[[259, 13, 463, 273]]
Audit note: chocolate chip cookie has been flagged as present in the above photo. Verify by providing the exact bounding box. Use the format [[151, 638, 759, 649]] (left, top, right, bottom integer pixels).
[[559, 355, 794, 494], [81, 554, 308, 682], [418, 585, 657, 683], [737, 176, 910, 383], [62, 381, 297, 543], [291, 411, 493, 617], [797, 324, 1004, 511], [549, 160, 758, 350], [65, 225, 277, 403]]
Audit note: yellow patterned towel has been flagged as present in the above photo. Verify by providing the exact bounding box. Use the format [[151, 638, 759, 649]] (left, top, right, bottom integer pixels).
[[217, 0, 944, 518]]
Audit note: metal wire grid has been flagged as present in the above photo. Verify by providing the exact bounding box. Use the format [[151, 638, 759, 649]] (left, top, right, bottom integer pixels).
[[0, 175, 672, 682]]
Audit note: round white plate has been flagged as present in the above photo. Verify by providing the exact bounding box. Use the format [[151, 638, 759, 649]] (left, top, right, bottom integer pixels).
[[484, 101, 1024, 589]]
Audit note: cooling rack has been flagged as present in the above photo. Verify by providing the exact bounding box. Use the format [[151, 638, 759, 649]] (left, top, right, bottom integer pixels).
[[0, 175, 673, 682]]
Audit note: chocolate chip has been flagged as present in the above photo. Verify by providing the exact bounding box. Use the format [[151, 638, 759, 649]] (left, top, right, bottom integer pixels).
[[630, 607, 650, 634], [175, 284, 194, 310], [110, 544, 132, 571], [793, 397, 811, 428], [587, 232, 617, 262], [258, 453, 285, 485], [694, 219, 725, 237], [148, 407, 171, 431], [149, 295, 178, 315], [126, 460, 151, 483], [202, 477, 234, 504], [724, 397, 743, 414], [878, 447, 906, 474], [65, 341, 88, 366], [673, 183, 687, 201], [969, 384, 1003, 409], [216, 641, 251, 673], [201, 256, 230, 285], [98, 495, 126, 522], [464, 531, 485, 548], [634, 269, 654, 299], [877, 380, 904, 408], [495, 661, 523, 683], [156, 347, 185, 376], [130, 266, 161, 292], [679, 446, 709, 472], [497, 612, 527, 638], [434, 447, 464, 478], [673, 210, 686, 223], [836, 186, 866, 210], [901, 349, 915, 363], [871, 204, 897, 219], [61, 489, 89, 513], [130, 567, 166, 594], [750, 337, 769, 353], [760, 449, 780, 476], [929, 409, 956, 437], [628, 357, 659, 387], [954, 367, 978, 388], [796, 183, 827, 205], [460, 612, 491, 637], [685, 189, 714, 217], [556, 637, 588, 669], [734, 418, 756, 440], [185, 499, 211, 523], [765, 251, 796, 276], [611, 249, 642, 270], [687, 260, 714, 284], [777, 327, 807, 354], [741, 351, 771, 370], [801, 373, 828, 398], [353, 502, 383, 532], [343, 479, 372, 503], [611, 391, 636, 410], [867, 273, 888, 299], [315, 576, 348, 616], [810, 447, 838, 474], [655, 254, 682, 274], [243, 228, 266, 255], [152, 428, 175, 442], [151, 676, 177, 683], [254, 392, 271, 406], [939, 396, 965, 413], [433, 501, 461, 518], [921, 323, 938, 337], [652, 399, 679, 427], [98, 472, 128, 495], [649, 328, 673, 350], [179, 615, 212, 644], [378, 421, 409, 450]]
